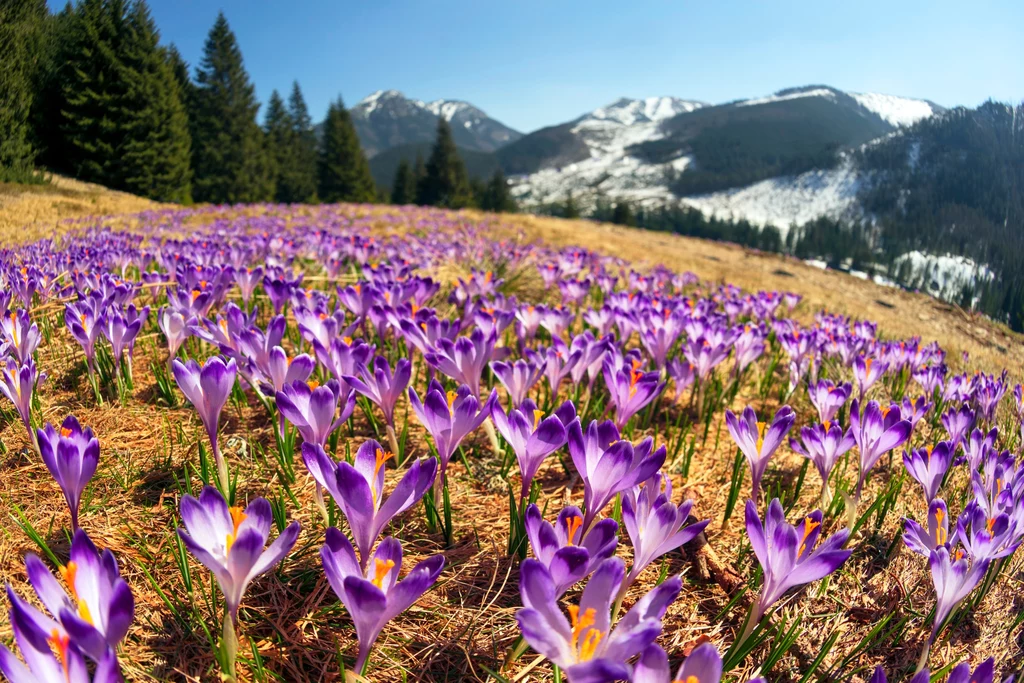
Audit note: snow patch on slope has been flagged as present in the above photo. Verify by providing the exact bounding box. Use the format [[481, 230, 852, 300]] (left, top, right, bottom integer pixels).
[[678, 159, 864, 238], [894, 251, 994, 302], [510, 97, 704, 208], [851, 92, 935, 127], [736, 88, 837, 107]]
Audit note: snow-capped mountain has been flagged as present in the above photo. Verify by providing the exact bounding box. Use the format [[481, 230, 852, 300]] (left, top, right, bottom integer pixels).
[[350, 90, 521, 157], [508, 86, 942, 222], [506, 96, 705, 206]]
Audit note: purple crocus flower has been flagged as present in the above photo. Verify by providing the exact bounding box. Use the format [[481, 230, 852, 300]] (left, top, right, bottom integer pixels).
[[901, 395, 932, 434], [255, 347, 315, 397], [928, 546, 989, 640], [947, 658, 1011, 683], [942, 405, 976, 449], [850, 399, 912, 498], [602, 357, 665, 430], [867, 667, 930, 683], [0, 602, 123, 682], [903, 442, 954, 503], [172, 356, 237, 493], [667, 356, 695, 401], [567, 419, 666, 536], [789, 421, 855, 506], [177, 486, 300, 619], [807, 380, 851, 424], [725, 406, 796, 502], [515, 557, 681, 683], [632, 642, 768, 683], [523, 504, 618, 597], [956, 504, 1020, 562], [65, 299, 102, 373], [21, 529, 134, 661], [744, 499, 851, 629], [157, 306, 190, 367], [101, 307, 147, 374], [492, 399, 573, 500], [408, 381, 496, 484], [302, 440, 435, 569], [321, 529, 444, 675], [618, 473, 708, 601], [490, 353, 544, 408], [424, 327, 496, 397], [904, 499, 952, 556], [0, 309, 41, 363], [275, 378, 355, 447], [963, 428, 998, 471], [854, 356, 887, 399], [36, 416, 99, 531], [0, 356, 44, 439], [344, 355, 411, 430]]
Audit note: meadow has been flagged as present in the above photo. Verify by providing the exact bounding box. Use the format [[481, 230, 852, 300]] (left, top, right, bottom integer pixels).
[[0, 200, 1021, 683]]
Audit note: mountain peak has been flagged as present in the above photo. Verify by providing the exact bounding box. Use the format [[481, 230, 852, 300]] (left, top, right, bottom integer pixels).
[[585, 96, 705, 126]]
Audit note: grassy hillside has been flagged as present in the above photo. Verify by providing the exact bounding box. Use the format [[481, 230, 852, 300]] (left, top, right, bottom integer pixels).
[[0, 174, 164, 244]]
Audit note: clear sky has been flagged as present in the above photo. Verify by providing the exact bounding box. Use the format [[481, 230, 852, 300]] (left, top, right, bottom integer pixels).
[[53, 0, 1024, 133]]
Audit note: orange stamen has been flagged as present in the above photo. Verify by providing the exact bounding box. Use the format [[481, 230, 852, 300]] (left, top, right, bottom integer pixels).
[[225, 506, 247, 555], [371, 558, 395, 589], [565, 515, 583, 546], [797, 517, 820, 557]]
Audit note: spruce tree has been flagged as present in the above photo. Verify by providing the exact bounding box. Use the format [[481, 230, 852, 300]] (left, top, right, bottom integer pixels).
[[481, 168, 516, 213], [286, 81, 318, 202], [317, 97, 376, 203], [119, 1, 191, 202], [0, 0, 48, 181], [612, 200, 634, 226], [563, 191, 581, 219], [417, 118, 472, 208], [391, 159, 416, 205], [59, 0, 132, 187], [263, 89, 296, 203], [191, 12, 273, 203], [412, 153, 427, 202]]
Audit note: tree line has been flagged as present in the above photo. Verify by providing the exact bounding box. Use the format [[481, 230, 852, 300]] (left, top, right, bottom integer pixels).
[[0, 0, 516, 212]]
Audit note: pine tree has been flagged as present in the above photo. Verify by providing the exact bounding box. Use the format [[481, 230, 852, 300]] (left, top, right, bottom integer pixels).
[[191, 12, 273, 203], [263, 89, 296, 203], [286, 81, 318, 202], [412, 153, 427, 202], [59, 0, 132, 187], [118, 1, 191, 202], [391, 159, 416, 205], [417, 118, 472, 208], [0, 0, 48, 181], [563, 191, 581, 219], [612, 200, 634, 226], [480, 168, 516, 213], [317, 97, 376, 203], [166, 44, 194, 112]]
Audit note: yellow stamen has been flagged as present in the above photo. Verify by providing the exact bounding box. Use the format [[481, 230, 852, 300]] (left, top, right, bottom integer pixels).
[[59, 561, 94, 625], [342, 336, 353, 345], [225, 506, 247, 555], [672, 677, 700, 683], [60, 427, 72, 438], [308, 380, 320, 390], [925, 445, 934, 459], [568, 605, 602, 661], [565, 515, 583, 546], [446, 390, 458, 414], [797, 517, 820, 556], [371, 558, 395, 589], [934, 508, 947, 545], [864, 358, 873, 374], [755, 421, 767, 453], [822, 421, 831, 432], [533, 410, 544, 430], [986, 518, 996, 534]]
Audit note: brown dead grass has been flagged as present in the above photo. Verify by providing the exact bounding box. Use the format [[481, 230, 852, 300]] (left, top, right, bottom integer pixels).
[[0, 174, 164, 245], [0, 195, 1022, 681]]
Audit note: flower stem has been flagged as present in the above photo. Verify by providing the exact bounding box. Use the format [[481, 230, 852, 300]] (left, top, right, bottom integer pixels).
[[221, 611, 238, 683]]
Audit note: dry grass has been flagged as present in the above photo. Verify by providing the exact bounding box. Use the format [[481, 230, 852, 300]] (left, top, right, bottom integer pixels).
[[0, 174, 164, 245], [0, 195, 1021, 682]]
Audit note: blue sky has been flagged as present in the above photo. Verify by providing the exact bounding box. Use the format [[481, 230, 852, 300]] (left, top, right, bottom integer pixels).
[[54, 0, 1023, 132]]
